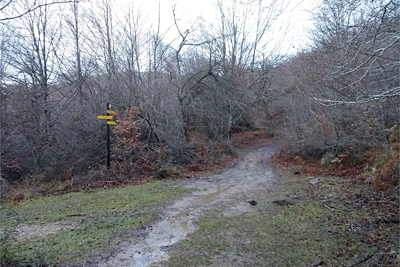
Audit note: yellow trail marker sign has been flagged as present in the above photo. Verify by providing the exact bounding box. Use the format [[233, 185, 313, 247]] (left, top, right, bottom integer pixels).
[[97, 115, 113, 120], [107, 110, 116, 114], [107, 121, 116, 125]]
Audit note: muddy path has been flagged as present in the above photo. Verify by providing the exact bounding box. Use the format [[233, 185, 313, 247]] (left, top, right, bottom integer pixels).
[[98, 143, 280, 267]]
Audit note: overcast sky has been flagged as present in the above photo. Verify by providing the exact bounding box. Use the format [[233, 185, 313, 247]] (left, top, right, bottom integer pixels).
[[112, 0, 318, 55], [0, 0, 318, 55]]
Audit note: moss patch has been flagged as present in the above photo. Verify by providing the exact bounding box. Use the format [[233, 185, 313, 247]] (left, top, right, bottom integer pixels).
[[0, 180, 190, 266]]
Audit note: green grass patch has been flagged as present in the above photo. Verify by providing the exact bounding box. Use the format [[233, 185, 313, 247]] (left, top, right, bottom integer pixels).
[[0, 180, 190, 266], [161, 171, 395, 267]]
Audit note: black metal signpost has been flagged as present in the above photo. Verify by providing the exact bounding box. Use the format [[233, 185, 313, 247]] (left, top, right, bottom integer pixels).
[[106, 103, 111, 170], [97, 103, 116, 170]]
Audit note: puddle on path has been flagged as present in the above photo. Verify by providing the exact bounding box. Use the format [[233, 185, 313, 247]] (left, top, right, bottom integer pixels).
[[99, 145, 278, 267]]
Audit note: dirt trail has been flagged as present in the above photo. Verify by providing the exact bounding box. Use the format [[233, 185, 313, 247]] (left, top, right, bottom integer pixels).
[[99, 143, 279, 267]]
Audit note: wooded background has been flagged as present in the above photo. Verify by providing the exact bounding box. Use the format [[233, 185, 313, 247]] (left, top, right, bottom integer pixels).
[[1, 0, 398, 183]]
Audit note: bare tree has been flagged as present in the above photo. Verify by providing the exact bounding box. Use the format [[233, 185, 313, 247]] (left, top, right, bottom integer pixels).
[[2, 0, 65, 172], [116, 2, 147, 106], [310, 0, 399, 105], [66, 0, 85, 99], [278, 0, 399, 160], [199, 0, 289, 139], [85, 0, 117, 90], [167, 5, 218, 142]]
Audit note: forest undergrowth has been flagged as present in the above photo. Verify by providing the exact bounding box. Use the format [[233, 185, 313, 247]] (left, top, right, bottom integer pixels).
[[1, 129, 272, 201], [268, 142, 399, 266]]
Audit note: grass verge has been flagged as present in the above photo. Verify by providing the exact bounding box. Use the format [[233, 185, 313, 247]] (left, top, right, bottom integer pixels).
[[0, 180, 190, 266], [159, 169, 399, 267]]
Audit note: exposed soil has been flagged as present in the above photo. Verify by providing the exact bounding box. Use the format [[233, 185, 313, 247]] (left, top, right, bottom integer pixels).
[[0, 221, 76, 242], [97, 141, 281, 267]]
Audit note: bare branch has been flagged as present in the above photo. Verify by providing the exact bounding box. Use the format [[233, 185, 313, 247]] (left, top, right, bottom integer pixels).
[[0, 0, 13, 12], [312, 87, 400, 106], [0, 0, 76, 22]]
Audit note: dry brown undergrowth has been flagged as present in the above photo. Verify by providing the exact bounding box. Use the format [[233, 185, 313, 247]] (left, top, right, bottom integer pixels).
[[2, 129, 273, 201]]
